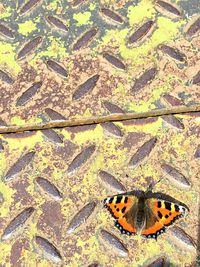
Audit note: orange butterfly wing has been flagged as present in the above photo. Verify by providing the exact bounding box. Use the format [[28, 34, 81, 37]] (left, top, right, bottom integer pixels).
[[141, 198, 189, 239], [103, 194, 137, 235]]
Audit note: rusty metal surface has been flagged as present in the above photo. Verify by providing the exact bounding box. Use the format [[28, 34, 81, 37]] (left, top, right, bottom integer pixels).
[[0, 0, 200, 266], [0, 113, 199, 266], [0, 0, 200, 127]]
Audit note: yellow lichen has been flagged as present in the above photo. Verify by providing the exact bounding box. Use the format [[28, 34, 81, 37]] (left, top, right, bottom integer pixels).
[[89, 3, 96, 11], [46, 0, 60, 11], [0, 181, 15, 217], [73, 124, 103, 145], [10, 116, 43, 127], [31, 36, 68, 63], [101, 8, 185, 66], [113, 83, 127, 98], [0, 43, 21, 75], [73, 12, 92, 26], [18, 21, 37, 36], [0, 4, 12, 19], [127, 0, 156, 26]]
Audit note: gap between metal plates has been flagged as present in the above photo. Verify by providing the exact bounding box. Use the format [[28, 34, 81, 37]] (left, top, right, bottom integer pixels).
[[0, 105, 200, 134]]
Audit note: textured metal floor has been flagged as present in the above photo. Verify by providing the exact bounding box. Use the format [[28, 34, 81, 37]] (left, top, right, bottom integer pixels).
[[0, 0, 200, 266], [0, 114, 199, 266], [0, 0, 200, 127]]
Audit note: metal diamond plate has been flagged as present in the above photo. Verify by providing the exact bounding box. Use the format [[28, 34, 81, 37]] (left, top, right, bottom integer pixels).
[[0, 113, 199, 266], [0, 0, 200, 126]]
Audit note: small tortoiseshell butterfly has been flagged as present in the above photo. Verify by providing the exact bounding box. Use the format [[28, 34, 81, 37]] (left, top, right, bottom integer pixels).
[[103, 188, 189, 239]]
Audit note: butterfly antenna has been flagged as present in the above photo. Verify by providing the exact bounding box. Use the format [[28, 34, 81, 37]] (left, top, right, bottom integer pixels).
[[147, 169, 174, 192], [147, 177, 162, 192]]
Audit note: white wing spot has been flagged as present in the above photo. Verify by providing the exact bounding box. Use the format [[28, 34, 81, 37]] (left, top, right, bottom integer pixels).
[[179, 206, 186, 213], [105, 198, 110, 204]]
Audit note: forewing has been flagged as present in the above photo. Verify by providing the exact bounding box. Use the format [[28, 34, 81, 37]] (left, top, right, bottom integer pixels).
[[103, 194, 138, 235], [142, 195, 189, 239]]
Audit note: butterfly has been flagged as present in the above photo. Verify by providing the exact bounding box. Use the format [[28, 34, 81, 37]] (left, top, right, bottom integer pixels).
[[103, 188, 189, 239]]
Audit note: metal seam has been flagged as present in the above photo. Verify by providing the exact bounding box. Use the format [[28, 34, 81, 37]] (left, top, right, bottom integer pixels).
[[0, 105, 200, 134]]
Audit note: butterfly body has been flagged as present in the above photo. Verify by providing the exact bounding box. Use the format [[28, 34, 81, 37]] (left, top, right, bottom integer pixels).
[[103, 190, 189, 239], [135, 197, 146, 231]]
